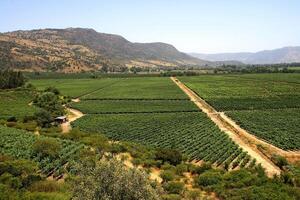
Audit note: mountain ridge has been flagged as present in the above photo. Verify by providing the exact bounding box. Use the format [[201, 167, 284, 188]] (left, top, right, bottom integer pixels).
[[190, 46, 300, 64], [0, 28, 210, 72]]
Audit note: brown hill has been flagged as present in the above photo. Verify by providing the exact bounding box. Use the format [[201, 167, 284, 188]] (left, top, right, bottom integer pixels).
[[0, 28, 210, 72]]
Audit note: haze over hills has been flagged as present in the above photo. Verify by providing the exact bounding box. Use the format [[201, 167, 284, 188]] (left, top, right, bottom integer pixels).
[[190, 46, 300, 64], [0, 28, 210, 72]]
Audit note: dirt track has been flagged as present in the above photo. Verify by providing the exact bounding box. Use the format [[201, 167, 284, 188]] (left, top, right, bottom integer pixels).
[[61, 107, 84, 133], [171, 77, 281, 177]]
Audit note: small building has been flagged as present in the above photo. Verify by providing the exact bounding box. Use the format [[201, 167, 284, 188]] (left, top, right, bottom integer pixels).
[[54, 116, 68, 123]]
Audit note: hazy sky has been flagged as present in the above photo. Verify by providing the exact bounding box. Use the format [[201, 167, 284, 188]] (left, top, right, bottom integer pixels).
[[1, 0, 300, 53]]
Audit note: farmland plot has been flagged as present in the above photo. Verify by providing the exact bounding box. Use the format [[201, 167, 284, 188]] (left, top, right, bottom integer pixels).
[[30, 78, 118, 98], [81, 77, 188, 99], [180, 74, 300, 150], [0, 125, 83, 174], [70, 99, 198, 114], [0, 90, 39, 119], [72, 112, 250, 167]]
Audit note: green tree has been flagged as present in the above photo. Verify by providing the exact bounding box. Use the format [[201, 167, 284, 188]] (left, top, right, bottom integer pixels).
[[72, 159, 160, 200], [34, 109, 53, 127]]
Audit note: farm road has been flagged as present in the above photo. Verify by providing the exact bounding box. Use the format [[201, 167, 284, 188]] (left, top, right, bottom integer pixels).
[[171, 77, 281, 177]]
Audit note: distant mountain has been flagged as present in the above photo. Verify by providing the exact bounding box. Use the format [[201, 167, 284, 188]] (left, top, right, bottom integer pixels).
[[0, 28, 210, 72], [190, 46, 300, 64]]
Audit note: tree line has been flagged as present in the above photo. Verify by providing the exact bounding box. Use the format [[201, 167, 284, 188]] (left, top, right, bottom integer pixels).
[[0, 70, 26, 89]]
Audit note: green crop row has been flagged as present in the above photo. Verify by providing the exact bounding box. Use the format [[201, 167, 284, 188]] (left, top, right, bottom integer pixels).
[[72, 112, 252, 168], [226, 108, 300, 150], [0, 125, 83, 175], [70, 99, 198, 114]]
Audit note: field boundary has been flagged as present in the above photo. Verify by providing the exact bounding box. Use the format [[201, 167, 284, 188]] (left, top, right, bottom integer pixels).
[[171, 77, 282, 177], [68, 110, 200, 115]]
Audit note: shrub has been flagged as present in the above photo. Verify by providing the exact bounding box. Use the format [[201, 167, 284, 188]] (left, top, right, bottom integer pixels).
[[34, 110, 53, 128], [163, 181, 185, 194], [155, 149, 182, 166], [197, 170, 223, 187], [272, 155, 289, 169], [32, 138, 61, 158], [29, 180, 61, 192], [175, 163, 188, 175], [161, 194, 182, 200], [72, 158, 160, 200], [7, 116, 17, 122], [160, 170, 176, 182]]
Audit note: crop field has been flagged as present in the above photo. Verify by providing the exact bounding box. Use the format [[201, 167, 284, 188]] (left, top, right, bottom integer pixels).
[[70, 99, 198, 114], [36, 76, 252, 167], [73, 112, 251, 167], [227, 109, 300, 150], [0, 125, 83, 174], [80, 77, 188, 100], [180, 74, 300, 150], [0, 90, 39, 119], [30, 78, 118, 98]]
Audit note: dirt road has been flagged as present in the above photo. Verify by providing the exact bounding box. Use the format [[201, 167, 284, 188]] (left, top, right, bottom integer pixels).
[[61, 107, 84, 133], [171, 77, 281, 177]]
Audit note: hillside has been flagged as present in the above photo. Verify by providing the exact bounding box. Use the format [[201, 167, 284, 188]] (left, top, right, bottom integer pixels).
[[190, 46, 300, 64], [0, 28, 210, 72]]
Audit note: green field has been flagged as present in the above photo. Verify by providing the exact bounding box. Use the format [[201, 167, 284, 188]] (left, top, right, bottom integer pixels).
[[70, 99, 198, 114], [0, 125, 83, 174], [180, 74, 300, 150], [80, 77, 188, 100], [30, 78, 118, 98], [31, 77, 188, 99], [0, 90, 39, 119], [32, 76, 251, 166], [73, 112, 250, 167]]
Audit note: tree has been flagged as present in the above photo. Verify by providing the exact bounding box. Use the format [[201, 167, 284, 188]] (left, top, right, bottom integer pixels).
[[0, 70, 26, 89], [34, 109, 53, 127], [33, 92, 65, 117], [72, 159, 160, 200]]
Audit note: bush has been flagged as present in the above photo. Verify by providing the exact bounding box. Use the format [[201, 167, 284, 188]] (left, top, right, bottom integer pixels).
[[160, 170, 176, 182], [7, 116, 17, 122], [29, 180, 61, 192], [272, 155, 289, 169], [44, 87, 60, 95], [197, 170, 223, 187], [163, 181, 184, 194], [155, 149, 182, 166], [161, 194, 182, 200], [33, 138, 61, 158], [34, 110, 53, 128], [72, 158, 160, 200], [175, 163, 188, 175], [184, 189, 202, 200], [189, 163, 212, 175]]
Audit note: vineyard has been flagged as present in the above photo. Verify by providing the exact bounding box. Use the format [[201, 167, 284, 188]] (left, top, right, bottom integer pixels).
[[80, 77, 188, 100], [70, 99, 198, 114], [0, 90, 39, 119], [180, 74, 300, 150], [72, 112, 253, 168], [32, 76, 257, 168], [30, 78, 118, 98], [227, 109, 300, 150], [0, 125, 83, 175]]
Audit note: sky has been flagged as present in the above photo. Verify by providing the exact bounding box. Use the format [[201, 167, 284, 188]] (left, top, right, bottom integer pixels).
[[1, 0, 300, 53]]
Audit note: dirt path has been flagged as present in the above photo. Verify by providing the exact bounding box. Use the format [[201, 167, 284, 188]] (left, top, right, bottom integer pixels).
[[171, 77, 281, 177], [61, 107, 84, 133]]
